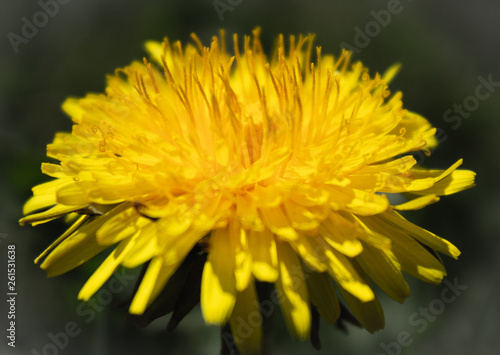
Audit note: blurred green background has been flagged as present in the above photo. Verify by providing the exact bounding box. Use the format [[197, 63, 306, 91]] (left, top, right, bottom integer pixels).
[[1, 0, 498, 354]]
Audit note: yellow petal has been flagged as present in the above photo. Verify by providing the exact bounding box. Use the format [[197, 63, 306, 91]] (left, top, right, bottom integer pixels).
[[320, 212, 363, 257], [96, 206, 151, 245], [406, 159, 475, 195], [392, 194, 440, 210], [289, 185, 329, 207], [339, 287, 385, 333], [372, 127, 436, 163], [201, 227, 236, 325], [129, 224, 205, 314], [248, 229, 279, 282], [348, 213, 392, 250], [357, 155, 416, 175], [324, 245, 375, 302], [119, 223, 158, 268], [414, 170, 476, 196], [356, 242, 410, 303], [283, 201, 320, 231], [78, 237, 135, 301], [39, 203, 134, 275], [396, 113, 436, 147], [275, 241, 310, 340], [360, 215, 447, 283], [160, 225, 207, 267], [379, 210, 460, 259], [144, 40, 164, 65], [129, 256, 180, 314], [22, 194, 57, 215], [382, 63, 401, 83], [326, 186, 389, 216], [20, 204, 87, 226], [40, 216, 109, 277], [62, 97, 86, 123], [253, 184, 283, 207], [46, 132, 94, 158], [232, 225, 253, 292], [154, 210, 195, 249], [305, 271, 340, 325], [260, 206, 298, 241], [55, 182, 93, 205], [290, 234, 327, 272], [237, 194, 265, 231], [411, 159, 463, 181], [229, 281, 262, 355], [34, 215, 89, 264]]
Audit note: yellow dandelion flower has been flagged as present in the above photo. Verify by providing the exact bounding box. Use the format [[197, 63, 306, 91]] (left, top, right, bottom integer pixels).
[[21, 29, 475, 353]]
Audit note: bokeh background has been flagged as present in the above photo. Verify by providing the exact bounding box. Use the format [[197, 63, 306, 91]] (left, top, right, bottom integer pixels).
[[1, 0, 499, 354]]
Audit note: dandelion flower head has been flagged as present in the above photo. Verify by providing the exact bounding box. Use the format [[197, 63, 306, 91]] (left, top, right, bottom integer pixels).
[[21, 29, 475, 353]]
